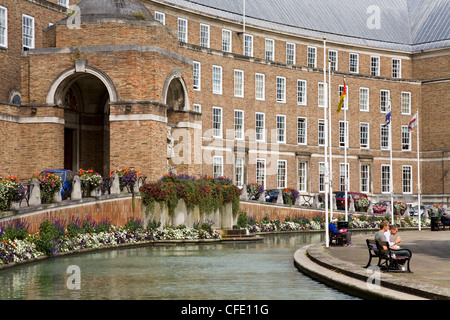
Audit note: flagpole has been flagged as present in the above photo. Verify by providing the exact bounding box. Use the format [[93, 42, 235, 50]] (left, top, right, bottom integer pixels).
[[323, 38, 329, 248], [389, 99, 394, 225], [417, 109, 421, 231], [328, 60, 333, 223], [344, 80, 348, 222]]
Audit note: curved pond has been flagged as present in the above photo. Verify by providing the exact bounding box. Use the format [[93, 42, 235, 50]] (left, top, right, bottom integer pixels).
[[0, 232, 359, 300]]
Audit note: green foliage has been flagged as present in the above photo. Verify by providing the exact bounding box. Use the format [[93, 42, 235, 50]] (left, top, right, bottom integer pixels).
[[0, 220, 29, 241], [124, 217, 144, 232], [146, 219, 161, 230], [34, 219, 65, 257], [236, 212, 249, 228]]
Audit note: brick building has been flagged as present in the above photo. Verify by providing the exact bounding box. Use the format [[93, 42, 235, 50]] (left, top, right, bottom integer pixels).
[[0, 0, 449, 206]]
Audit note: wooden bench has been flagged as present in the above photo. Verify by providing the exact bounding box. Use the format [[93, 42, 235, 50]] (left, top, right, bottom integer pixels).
[[365, 239, 412, 273]]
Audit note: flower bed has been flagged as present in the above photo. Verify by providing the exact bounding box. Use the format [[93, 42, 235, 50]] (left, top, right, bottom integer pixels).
[[235, 212, 431, 234], [0, 217, 221, 266]]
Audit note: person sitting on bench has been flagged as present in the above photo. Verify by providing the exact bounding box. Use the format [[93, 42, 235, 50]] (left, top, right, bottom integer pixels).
[[376, 222, 410, 271], [329, 217, 355, 247]]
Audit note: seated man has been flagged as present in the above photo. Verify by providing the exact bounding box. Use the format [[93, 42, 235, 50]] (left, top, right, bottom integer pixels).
[[377, 222, 411, 270], [329, 217, 354, 247]]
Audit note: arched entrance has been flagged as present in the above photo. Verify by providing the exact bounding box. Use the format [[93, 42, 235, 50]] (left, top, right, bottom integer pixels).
[[48, 67, 116, 177]]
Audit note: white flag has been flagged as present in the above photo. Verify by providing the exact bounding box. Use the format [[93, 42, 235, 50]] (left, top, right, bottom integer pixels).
[[408, 113, 417, 132]]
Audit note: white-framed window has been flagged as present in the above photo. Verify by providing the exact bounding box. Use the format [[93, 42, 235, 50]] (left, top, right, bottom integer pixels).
[[349, 53, 359, 73], [234, 109, 244, 140], [339, 163, 350, 192], [22, 14, 35, 49], [402, 165, 412, 194], [297, 80, 307, 106], [401, 92, 411, 115], [0, 6, 7, 48], [298, 161, 307, 192], [193, 61, 201, 91], [401, 125, 411, 151], [297, 117, 307, 145], [255, 73, 265, 100], [276, 114, 286, 143], [360, 122, 369, 149], [328, 50, 338, 71], [392, 58, 401, 78], [380, 125, 389, 150], [286, 42, 295, 64], [222, 29, 232, 52], [319, 162, 325, 192], [380, 90, 390, 113], [256, 158, 266, 188], [255, 112, 265, 142], [318, 119, 325, 146], [154, 11, 165, 25], [212, 65, 222, 94], [361, 164, 370, 193], [193, 104, 201, 113], [370, 56, 380, 76], [177, 18, 188, 43], [339, 120, 348, 148], [212, 106, 222, 138], [234, 69, 244, 97], [318, 82, 325, 107], [213, 156, 223, 178], [307, 46, 317, 68], [359, 87, 369, 111], [339, 84, 349, 110], [265, 38, 274, 61], [277, 160, 287, 189], [381, 165, 391, 193], [58, 0, 69, 8], [200, 23, 210, 48], [244, 34, 253, 57], [235, 158, 244, 187], [276, 76, 286, 103]]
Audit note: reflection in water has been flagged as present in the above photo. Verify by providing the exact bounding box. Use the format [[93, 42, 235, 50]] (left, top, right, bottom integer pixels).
[[0, 232, 358, 300]]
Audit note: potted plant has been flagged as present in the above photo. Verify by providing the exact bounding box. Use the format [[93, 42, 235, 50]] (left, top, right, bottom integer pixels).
[[77, 169, 102, 197], [393, 201, 407, 215], [355, 197, 369, 212]]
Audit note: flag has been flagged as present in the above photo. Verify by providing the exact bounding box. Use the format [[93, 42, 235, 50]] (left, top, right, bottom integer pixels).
[[336, 79, 346, 114], [383, 102, 391, 127], [408, 112, 417, 132]]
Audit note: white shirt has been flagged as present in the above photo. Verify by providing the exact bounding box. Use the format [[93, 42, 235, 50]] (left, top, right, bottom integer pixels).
[[384, 230, 394, 247]]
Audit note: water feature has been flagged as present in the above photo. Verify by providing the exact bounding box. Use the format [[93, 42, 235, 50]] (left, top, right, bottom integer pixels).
[[0, 232, 359, 300]]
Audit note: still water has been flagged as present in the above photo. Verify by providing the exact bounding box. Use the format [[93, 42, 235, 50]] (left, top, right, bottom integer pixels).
[[0, 232, 358, 300]]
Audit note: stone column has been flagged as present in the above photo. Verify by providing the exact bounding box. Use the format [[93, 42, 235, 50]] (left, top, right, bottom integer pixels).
[[110, 172, 120, 195], [71, 175, 82, 200], [29, 179, 41, 206]]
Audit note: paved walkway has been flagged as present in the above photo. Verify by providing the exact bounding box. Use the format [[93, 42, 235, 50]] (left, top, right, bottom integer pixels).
[[294, 229, 450, 300]]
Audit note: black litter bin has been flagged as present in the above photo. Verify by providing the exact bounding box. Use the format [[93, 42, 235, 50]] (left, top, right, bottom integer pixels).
[[431, 216, 439, 231], [337, 221, 349, 230]]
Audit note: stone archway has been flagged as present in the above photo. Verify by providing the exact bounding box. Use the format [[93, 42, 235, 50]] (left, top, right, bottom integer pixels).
[[162, 70, 190, 111], [48, 65, 117, 177]]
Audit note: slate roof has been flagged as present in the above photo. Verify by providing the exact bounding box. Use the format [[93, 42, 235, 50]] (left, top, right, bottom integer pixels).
[[161, 0, 450, 52]]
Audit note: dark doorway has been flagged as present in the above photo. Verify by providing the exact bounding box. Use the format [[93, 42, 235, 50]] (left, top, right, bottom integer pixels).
[[64, 128, 74, 170], [61, 73, 110, 177]]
